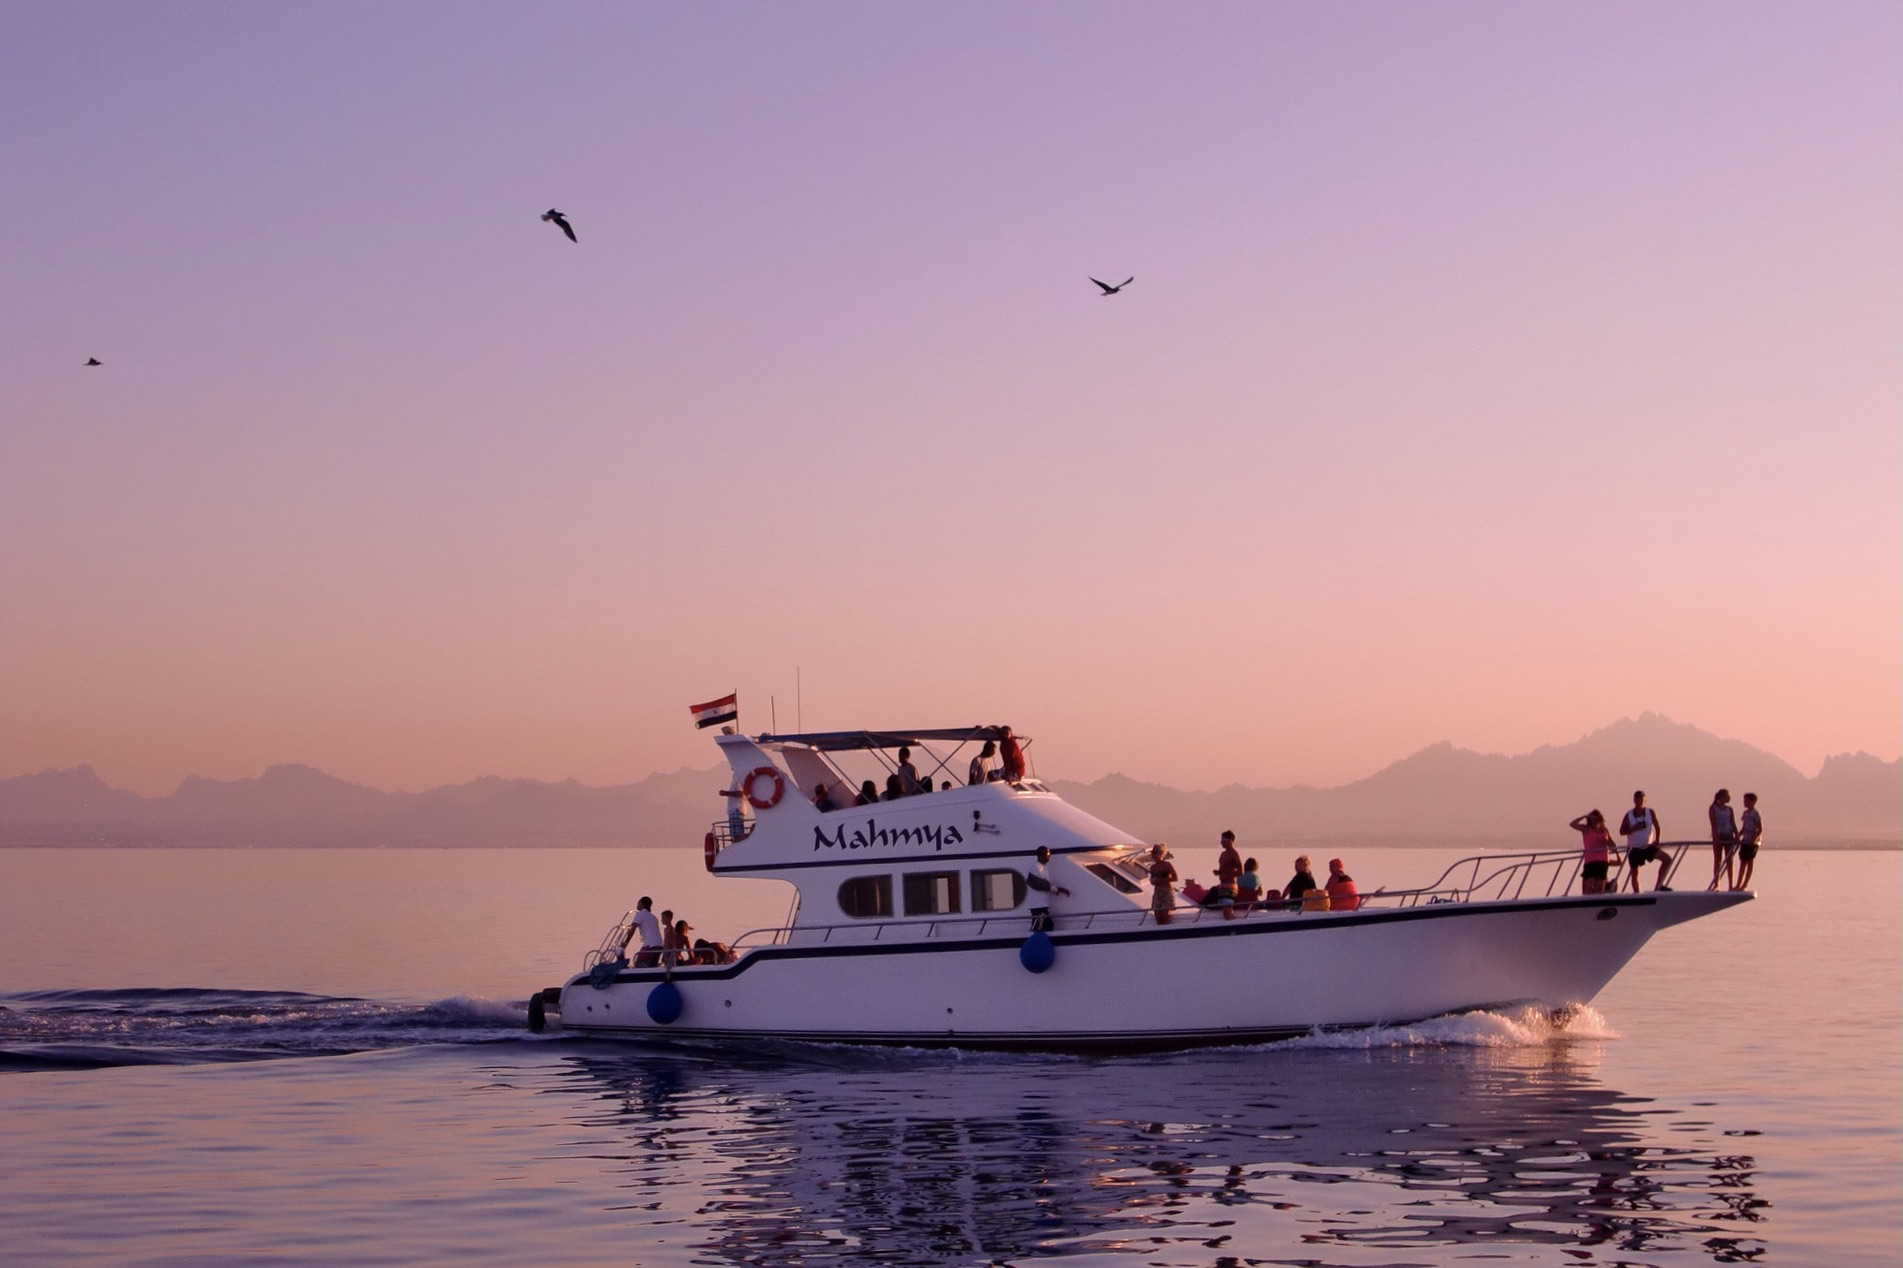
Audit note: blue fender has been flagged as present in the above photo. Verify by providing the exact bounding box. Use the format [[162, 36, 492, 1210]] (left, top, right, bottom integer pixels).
[[1019, 931, 1056, 973], [646, 980, 684, 1024]]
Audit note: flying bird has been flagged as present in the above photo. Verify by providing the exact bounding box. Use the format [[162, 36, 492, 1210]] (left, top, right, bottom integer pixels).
[[84, 357, 102, 366], [1091, 276, 1133, 296], [541, 208, 577, 243]]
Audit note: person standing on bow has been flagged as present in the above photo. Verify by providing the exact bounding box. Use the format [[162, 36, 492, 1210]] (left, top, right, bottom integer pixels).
[[1147, 843, 1179, 925], [1026, 846, 1070, 933], [1569, 809, 1614, 895], [1735, 793, 1763, 891], [1708, 789, 1739, 891], [1620, 791, 1672, 892]]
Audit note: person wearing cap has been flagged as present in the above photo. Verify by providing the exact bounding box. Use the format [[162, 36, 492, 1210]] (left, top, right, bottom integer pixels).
[[1026, 845, 1070, 932], [1147, 843, 1179, 924], [1324, 858, 1360, 911], [1620, 791, 1671, 892]]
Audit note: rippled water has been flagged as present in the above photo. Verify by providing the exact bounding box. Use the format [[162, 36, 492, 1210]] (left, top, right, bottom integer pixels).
[[2, 847, 1898, 1266]]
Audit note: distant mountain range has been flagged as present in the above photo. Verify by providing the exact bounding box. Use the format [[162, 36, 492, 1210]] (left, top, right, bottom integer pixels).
[[1, 715, 1895, 848]]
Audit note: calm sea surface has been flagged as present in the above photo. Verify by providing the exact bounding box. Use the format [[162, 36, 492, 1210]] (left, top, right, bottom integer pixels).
[[1, 846, 1897, 1266]]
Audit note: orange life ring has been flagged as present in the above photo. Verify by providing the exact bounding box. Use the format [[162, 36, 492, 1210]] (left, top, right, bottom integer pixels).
[[704, 831, 719, 872], [743, 765, 785, 810]]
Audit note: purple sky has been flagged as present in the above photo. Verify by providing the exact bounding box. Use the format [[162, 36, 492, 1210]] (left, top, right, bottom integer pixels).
[[3, 3, 1898, 795]]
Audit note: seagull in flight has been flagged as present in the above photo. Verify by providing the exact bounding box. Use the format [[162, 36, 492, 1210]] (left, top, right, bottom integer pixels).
[[1091, 276, 1133, 296], [541, 208, 577, 243], [84, 357, 102, 366]]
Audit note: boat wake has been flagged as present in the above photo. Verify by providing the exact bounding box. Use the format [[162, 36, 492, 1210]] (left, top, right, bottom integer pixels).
[[1277, 1003, 1619, 1050], [0, 987, 533, 1071]]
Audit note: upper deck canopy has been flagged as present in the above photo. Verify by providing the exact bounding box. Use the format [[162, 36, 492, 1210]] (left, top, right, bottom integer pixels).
[[754, 727, 1011, 752]]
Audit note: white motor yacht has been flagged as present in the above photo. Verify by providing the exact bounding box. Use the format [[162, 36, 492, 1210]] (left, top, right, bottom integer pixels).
[[531, 726, 1749, 1049]]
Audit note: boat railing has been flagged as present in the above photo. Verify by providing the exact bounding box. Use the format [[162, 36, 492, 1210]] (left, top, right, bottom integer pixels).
[[602, 842, 1713, 970]]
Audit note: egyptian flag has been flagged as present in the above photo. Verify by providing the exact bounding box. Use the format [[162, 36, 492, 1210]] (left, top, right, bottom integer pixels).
[[689, 693, 738, 730]]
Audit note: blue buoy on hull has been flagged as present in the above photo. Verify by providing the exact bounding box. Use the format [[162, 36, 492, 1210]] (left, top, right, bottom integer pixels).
[[1019, 931, 1055, 973], [647, 980, 684, 1024]]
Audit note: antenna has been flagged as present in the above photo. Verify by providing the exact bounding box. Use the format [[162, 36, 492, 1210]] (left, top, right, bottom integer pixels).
[[771, 695, 777, 732], [797, 666, 803, 732]]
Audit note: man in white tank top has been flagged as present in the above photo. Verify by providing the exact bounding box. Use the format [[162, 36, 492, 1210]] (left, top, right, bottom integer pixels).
[[1619, 791, 1671, 891]]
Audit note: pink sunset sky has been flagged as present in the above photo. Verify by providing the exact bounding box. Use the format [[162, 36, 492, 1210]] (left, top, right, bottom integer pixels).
[[2, 3, 1897, 797]]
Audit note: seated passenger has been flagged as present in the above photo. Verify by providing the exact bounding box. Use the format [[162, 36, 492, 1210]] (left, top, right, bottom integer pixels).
[[1236, 858, 1262, 911], [882, 773, 904, 802], [1284, 855, 1318, 911], [1324, 857, 1360, 911], [692, 937, 734, 966], [814, 783, 837, 812], [856, 780, 878, 807], [1181, 878, 1209, 906], [968, 740, 996, 785], [897, 747, 923, 795]]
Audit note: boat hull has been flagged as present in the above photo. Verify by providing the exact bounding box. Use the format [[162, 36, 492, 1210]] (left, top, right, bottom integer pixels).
[[555, 890, 1749, 1050]]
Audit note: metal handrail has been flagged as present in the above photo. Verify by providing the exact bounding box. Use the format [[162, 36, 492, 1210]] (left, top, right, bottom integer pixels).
[[583, 841, 1719, 972]]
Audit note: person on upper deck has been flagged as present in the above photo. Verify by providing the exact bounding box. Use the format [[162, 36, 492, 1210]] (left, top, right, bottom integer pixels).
[[856, 780, 879, 807], [999, 727, 1028, 783], [1284, 856, 1319, 910], [897, 747, 923, 796], [968, 740, 996, 786], [1325, 858, 1360, 911], [813, 784, 837, 812], [1570, 809, 1614, 894], [1147, 843, 1180, 924], [882, 774, 904, 802]]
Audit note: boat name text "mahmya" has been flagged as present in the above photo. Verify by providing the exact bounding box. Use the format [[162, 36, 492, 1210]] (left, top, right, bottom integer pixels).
[[813, 819, 966, 853]]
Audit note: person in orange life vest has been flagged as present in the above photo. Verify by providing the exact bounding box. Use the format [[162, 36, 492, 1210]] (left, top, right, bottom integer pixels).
[[999, 727, 1027, 782], [1570, 809, 1615, 894], [1324, 858, 1360, 911]]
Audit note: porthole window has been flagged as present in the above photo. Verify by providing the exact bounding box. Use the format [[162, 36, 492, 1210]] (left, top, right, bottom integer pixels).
[[971, 869, 1027, 912], [838, 875, 894, 919], [902, 871, 962, 917]]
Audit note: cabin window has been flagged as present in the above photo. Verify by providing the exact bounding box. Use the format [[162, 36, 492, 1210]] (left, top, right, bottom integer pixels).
[[970, 869, 1026, 912], [837, 875, 893, 919], [902, 871, 962, 917], [1086, 862, 1144, 894]]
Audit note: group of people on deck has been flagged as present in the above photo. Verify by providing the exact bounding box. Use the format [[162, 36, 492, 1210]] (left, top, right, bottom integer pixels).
[[1571, 788, 1763, 895], [1142, 832, 1361, 924], [812, 730, 1029, 810], [620, 896, 735, 967]]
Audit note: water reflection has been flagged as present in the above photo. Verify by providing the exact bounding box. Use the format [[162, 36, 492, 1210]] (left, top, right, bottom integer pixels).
[[541, 1040, 1768, 1266]]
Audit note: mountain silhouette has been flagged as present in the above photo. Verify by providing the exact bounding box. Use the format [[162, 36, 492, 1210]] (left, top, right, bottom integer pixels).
[[0, 715, 1894, 848]]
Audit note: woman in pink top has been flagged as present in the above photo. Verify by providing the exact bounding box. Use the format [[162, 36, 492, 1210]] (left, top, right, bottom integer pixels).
[[1568, 809, 1615, 895]]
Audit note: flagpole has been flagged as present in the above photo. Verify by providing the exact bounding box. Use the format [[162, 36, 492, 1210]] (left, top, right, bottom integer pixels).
[[797, 667, 802, 732]]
